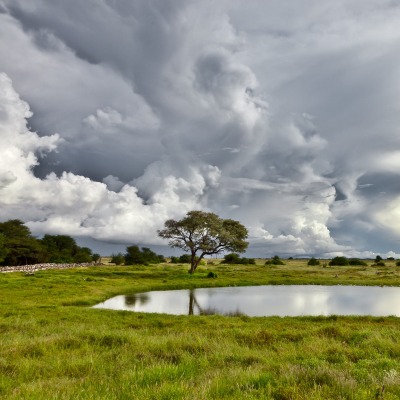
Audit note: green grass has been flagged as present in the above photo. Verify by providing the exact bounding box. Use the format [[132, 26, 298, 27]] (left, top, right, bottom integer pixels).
[[1, 260, 400, 399]]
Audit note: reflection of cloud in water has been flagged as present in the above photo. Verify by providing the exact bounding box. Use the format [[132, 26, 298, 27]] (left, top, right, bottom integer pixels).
[[292, 291, 331, 314], [93, 286, 400, 317]]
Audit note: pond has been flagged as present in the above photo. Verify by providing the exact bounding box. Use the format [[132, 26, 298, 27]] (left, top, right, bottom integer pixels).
[[93, 285, 400, 317]]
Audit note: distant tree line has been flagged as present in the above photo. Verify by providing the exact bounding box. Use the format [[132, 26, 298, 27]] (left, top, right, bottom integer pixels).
[[0, 219, 100, 266], [110, 251, 400, 267], [3, 218, 397, 270], [327, 255, 395, 266]]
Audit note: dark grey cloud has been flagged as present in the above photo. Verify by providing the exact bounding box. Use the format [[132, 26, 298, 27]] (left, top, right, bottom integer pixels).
[[1, 0, 400, 257]]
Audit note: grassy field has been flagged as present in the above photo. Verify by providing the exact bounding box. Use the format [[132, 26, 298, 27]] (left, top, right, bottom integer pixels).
[[1, 260, 400, 399]]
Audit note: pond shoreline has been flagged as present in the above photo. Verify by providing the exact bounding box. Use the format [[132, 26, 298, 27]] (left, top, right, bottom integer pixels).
[[94, 284, 400, 317]]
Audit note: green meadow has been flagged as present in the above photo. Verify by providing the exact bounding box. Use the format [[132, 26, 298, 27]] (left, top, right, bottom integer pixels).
[[1, 260, 400, 399]]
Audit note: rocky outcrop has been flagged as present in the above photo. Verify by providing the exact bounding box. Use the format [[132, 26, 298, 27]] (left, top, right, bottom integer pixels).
[[0, 262, 96, 273]]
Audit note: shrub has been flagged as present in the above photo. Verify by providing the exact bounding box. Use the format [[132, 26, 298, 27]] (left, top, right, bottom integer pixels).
[[157, 254, 166, 263], [396, 260, 400, 267], [308, 257, 320, 266], [124, 245, 165, 265], [111, 253, 124, 265], [223, 253, 241, 264], [329, 256, 349, 266], [265, 255, 285, 265], [375, 255, 383, 263], [375, 261, 385, 267], [348, 258, 367, 266], [207, 271, 217, 278], [73, 247, 94, 263], [223, 253, 256, 265], [92, 253, 101, 263], [179, 254, 192, 263], [170, 254, 201, 264]]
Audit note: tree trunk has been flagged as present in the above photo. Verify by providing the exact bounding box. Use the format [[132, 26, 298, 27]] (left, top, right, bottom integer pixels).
[[189, 260, 199, 274], [189, 253, 203, 274], [189, 251, 196, 274]]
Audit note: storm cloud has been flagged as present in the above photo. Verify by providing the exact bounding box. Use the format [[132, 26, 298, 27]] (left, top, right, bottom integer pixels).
[[1, 0, 400, 257]]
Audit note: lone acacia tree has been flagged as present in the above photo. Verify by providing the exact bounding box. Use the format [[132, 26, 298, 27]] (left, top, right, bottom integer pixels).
[[158, 210, 249, 274]]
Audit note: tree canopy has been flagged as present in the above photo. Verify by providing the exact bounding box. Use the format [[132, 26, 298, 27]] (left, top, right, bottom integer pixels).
[[0, 219, 96, 266], [158, 211, 248, 273], [0, 220, 46, 265], [124, 245, 165, 265], [40, 234, 93, 263], [0, 233, 7, 264]]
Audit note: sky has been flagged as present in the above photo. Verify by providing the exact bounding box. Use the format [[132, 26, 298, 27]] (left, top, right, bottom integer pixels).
[[1, 0, 400, 258]]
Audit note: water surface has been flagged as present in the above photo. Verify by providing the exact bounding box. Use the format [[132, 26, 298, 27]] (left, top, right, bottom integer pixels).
[[93, 285, 400, 317]]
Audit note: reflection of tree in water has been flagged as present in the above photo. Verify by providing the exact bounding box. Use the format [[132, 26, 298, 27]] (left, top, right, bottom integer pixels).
[[189, 289, 209, 315], [125, 293, 150, 307], [188, 289, 245, 316]]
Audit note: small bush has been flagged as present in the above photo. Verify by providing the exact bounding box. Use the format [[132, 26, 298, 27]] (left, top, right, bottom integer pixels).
[[329, 256, 349, 266], [265, 255, 284, 265], [110, 253, 124, 265], [170, 256, 180, 264], [240, 257, 256, 265], [375, 261, 385, 267], [179, 254, 192, 263], [348, 258, 367, 266], [396, 260, 400, 267], [308, 257, 320, 266], [223, 253, 241, 264], [223, 253, 256, 265], [207, 271, 217, 278], [92, 253, 101, 263], [124, 245, 165, 265]]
